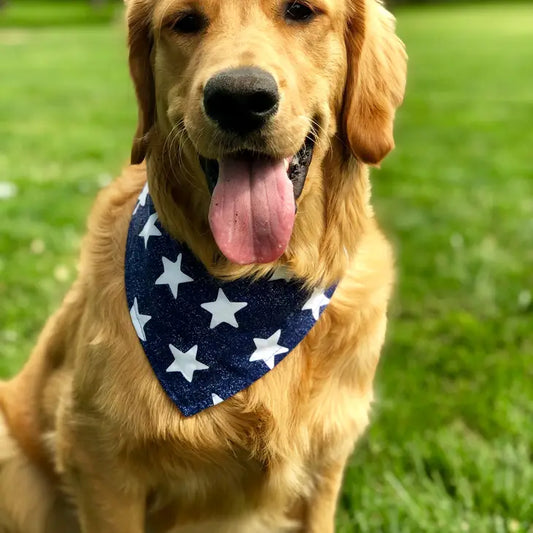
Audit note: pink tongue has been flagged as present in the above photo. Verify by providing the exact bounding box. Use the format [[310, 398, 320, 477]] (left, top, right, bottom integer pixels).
[[208, 156, 295, 265]]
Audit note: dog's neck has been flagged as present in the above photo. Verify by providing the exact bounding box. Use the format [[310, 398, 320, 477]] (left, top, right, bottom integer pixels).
[[144, 131, 372, 286]]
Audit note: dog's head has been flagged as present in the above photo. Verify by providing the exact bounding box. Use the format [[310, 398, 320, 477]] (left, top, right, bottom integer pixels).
[[127, 0, 406, 273]]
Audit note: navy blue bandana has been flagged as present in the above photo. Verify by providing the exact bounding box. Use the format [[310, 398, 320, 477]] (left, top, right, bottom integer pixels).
[[125, 184, 337, 416]]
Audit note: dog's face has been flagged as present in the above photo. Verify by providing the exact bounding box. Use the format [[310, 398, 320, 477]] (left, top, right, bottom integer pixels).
[[128, 0, 406, 267]]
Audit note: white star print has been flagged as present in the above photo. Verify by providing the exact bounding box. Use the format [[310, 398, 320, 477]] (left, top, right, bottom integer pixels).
[[166, 344, 209, 382], [133, 183, 149, 214], [130, 297, 151, 341], [212, 393, 224, 406], [268, 266, 294, 282], [139, 183, 149, 205], [200, 289, 248, 329], [302, 288, 330, 320], [249, 329, 289, 370], [155, 254, 193, 298], [139, 213, 162, 248]]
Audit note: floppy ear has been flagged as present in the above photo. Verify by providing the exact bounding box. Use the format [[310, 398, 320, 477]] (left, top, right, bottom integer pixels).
[[342, 0, 407, 165], [127, 0, 155, 164]]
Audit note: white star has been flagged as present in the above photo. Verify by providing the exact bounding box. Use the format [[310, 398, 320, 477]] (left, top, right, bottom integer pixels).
[[133, 183, 149, 214], [268, 266, 294, 282], [130, 297, 151, 341], [302, 288, 330, 320], [249, 329, 289, 370], [155, 254, 193, 298], [200, 289, 248, 329], [212, 393, 224, 406], [139, 183, 149, 206], [139, 213, 162, 248], [166, 344, 209, 382]]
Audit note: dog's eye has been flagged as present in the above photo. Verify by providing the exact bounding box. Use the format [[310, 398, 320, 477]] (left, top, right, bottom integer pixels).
[[284, 1, 315, 22], [172, 12, 207, 34]]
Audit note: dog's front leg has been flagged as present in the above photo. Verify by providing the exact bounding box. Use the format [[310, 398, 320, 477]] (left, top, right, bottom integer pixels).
[[57, 418, 147, 533], [69, 467, 146, 533], [301, 459, 347, 533]]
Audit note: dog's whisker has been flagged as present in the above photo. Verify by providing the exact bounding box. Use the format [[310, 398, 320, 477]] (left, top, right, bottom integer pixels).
[[168, 124, 205, 194]]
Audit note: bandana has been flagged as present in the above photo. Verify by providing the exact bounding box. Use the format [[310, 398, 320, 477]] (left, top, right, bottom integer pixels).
[[125, 184, 337, 416]]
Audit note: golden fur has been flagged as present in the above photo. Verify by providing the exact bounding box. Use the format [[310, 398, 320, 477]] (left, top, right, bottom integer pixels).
[[0, 0, 406, 531]]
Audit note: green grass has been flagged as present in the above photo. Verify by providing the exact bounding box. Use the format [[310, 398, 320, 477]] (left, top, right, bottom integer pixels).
[[1, 3, 532, 532], [0, 0, 121, 27]]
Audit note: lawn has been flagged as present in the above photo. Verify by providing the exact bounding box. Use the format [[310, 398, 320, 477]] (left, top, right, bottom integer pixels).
[[1, 2, 532, 532]]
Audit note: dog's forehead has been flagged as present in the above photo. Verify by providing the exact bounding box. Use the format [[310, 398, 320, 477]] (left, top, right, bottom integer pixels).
[[150, 0, 346, 18]]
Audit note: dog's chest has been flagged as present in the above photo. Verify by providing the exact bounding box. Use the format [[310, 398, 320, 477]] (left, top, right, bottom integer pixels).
[[125, 341, 369, 533], [133, 393, 322, 528]]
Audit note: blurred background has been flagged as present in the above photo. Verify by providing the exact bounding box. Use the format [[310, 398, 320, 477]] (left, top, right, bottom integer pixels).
[[0, 1, 532, 531]]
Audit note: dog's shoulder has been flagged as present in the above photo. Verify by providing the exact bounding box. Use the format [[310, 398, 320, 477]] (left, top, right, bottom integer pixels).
[[80, 164, 147, 283]]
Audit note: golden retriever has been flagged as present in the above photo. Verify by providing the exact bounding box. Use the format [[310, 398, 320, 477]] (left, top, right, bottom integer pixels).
[[0, 0, 406, 531]]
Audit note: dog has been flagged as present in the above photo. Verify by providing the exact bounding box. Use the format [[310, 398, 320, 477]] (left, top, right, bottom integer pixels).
[[0, 0, 406, 531]]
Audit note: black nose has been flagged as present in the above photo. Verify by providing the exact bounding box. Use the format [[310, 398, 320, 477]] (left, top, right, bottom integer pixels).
[[203, 67, 279, 135]]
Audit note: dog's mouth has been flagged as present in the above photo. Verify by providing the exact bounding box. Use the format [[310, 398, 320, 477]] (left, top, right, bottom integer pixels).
[[199, 134, 315, 265]]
